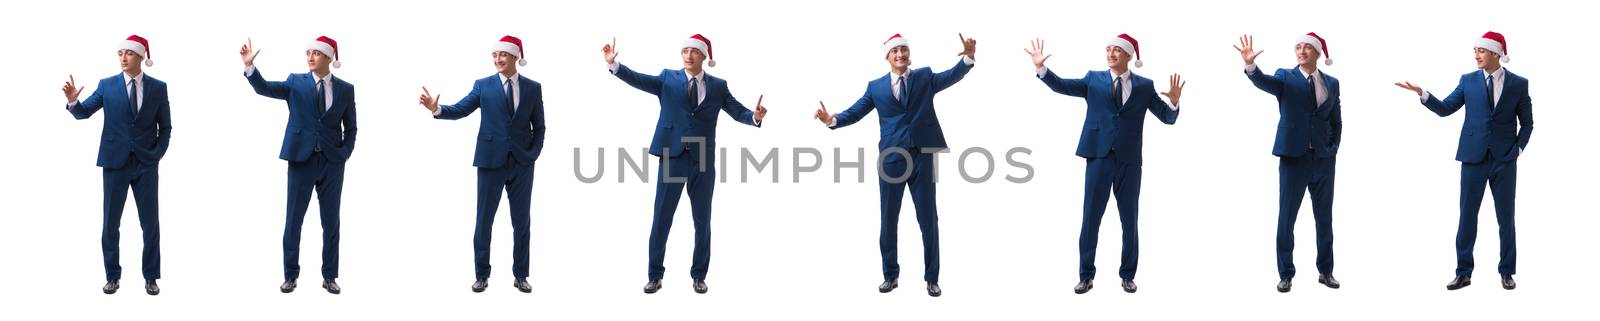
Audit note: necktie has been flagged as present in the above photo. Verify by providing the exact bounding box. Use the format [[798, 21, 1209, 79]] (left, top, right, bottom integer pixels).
[[1486, 75, 1496, 112], [689, 77, 700, 107], [1308, 75, 1318, 108], [505, 79, 515, 117], [1112, 76, 1123, 108], [897, 76, 907, 104], [316, 79, 327, 115], [128, 78, 138, 116]]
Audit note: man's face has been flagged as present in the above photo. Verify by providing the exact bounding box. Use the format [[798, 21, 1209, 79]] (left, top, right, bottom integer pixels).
[[1295, 43, 1320, 66], [1105, 46, 1131, 69], [681, 48, 705, 70], [493, 51, 517, 74], [1475, 48, 1500, 69], [306, 50, 332, 70], [118, 49, 142, 73], [886, 45, 910, 70]]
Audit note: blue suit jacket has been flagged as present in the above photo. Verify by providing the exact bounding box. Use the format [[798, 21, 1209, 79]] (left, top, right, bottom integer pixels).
[[434, 74, 547, 168], [245, 70, 358, 163], [1420, 69, 1533, 163], [832, 59, 973, 160], [67, 74, 172, 168], [1039, 70, 1179, 165], [1245, 67, 1343, 158], [611, 65, 760, 157]]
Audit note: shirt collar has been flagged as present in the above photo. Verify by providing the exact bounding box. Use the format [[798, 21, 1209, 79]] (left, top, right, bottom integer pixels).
[[311, 71, 333, 84], [1483, 67, 1504, 80], [125, 72, 143, 85], [683, 70, 704, 83], [889, 69, 909, 81]]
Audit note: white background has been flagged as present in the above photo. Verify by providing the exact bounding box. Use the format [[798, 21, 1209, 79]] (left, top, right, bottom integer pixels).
[[2, 0, 1594, 319]]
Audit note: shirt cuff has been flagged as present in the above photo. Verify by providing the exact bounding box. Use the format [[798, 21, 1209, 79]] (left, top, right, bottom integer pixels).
[[244, 66, 257, 77], [961, 55, 975, 66], [1035, 66, 1048, 79], [432, 105, 444, 117], [607, 62, 620, 74], [1244, 64, 1258, 74], [1168, 103, 1179, 111], [1420, 91, 1432, 102], [827, 115, 838, 128], [67, 101, 79, 108]]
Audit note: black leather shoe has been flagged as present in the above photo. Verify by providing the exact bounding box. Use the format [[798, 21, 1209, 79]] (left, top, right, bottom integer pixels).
[[514, 278, 532, 293], [471, 279, 488, 293], [1276, 279, 1292, 293], [1317, 274, 1340, 289], [1121, 279, 1137, 293], [693, 279, 709, 294], [643, 279, 662, 294], [927, 283, 942, 297], [1074, 280, 1093, 294], [1501, 275, 1516, 290], [280, 279, 297, 293], [878, 279, 898, 293], [1446, 276, 1471, 290], [322, 279, 341, 294], [103, 280, 119, 294], [145, 280, 160, 295]]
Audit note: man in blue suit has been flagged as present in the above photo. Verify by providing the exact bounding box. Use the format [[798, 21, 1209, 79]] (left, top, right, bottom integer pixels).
[[419, 35, 546, 294], [61, 35, 171, 296], [239, 36, 357, 294], [1395, 31, 1532, 291], [1234, 33, 1343, 293], [600, 34, 767, 294], [1025, 34, 1184, 294], [814, 33, 977, 297]]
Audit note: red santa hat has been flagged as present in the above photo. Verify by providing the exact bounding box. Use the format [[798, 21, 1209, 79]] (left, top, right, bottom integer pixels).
[[118, 35, 154, 67], [881, 34, 908, 58], [1295, 32, 1333, 66], [1475, 31, 1510, 63], [492, 35, 528, 66], [681, 34, 716, 67], [307, 36, 342, 68], [1107, 33, 1143, 68]]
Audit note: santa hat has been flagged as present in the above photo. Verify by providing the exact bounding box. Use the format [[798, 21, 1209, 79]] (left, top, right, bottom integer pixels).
[[307, 36, 342, 68], [118, 35, 154, 67], [492, 35, 528, 66], [1475, 31, 1510, 63], [1295, 32, 1333, 66], [882, 34, 908, 58], [681, 34, 716, 67], [1107, 33, 1143, 68]]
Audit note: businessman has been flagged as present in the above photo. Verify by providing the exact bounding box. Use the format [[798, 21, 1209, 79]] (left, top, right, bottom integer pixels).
[[600, 34, 767, 294], [240, 36, 357, 294], [419, 35, 547, 293], [1234, 33, 1343, 293], [814, 33, 977, 297], [1395, 31, 1531, 291], [1025, 34, 1184, 294], [61, 35, 171, 295]]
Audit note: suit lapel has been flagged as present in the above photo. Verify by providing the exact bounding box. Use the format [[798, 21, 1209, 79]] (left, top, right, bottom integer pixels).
[[695, 76, 712, 113], [1125, 79, 1148, 113], [114, 74, 134, 120], [511, 75, 530, 121], [1116, 73, 1136, 113], [880, 75, 904, 111], [1490, 70, 1514, 117]]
